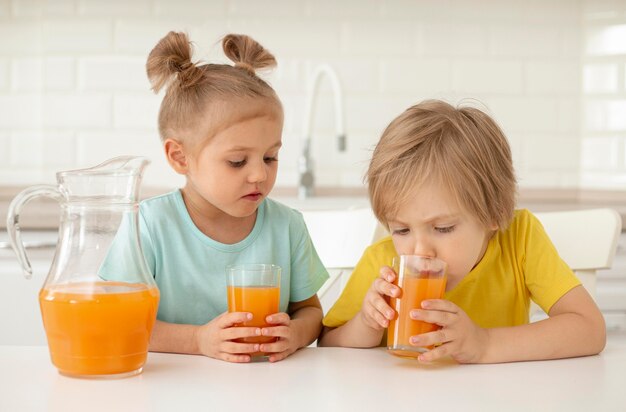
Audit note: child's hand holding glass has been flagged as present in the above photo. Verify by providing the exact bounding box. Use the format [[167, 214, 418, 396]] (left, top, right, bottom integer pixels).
[[407, 299, 490, 364], [386, 255, 490, 363], [194, 310, 317, 363], [258, 306, 316, 362], [358, 266, 400, 330], [195, 312, 268, 363]]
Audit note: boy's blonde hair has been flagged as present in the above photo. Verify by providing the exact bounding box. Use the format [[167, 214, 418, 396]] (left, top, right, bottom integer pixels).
[[146, 32, 281, 147], [367, 100, 516, 230]]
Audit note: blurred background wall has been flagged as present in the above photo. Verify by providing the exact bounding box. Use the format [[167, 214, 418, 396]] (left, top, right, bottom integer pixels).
[[0, 0, 624, 193]]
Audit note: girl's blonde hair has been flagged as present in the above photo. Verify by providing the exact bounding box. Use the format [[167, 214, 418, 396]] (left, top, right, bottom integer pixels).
[[146, 31, 281, 145], [367, 100, 517, 230]]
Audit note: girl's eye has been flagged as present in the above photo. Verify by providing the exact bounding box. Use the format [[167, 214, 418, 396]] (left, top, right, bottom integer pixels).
[[264, 156, 278, 164], [228, 160, 246, 168], [391, 228, 409, 236], [435, 226, 455, 234]]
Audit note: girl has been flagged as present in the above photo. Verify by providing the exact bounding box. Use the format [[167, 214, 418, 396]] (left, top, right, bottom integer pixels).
[[111, 31, 328, 363]]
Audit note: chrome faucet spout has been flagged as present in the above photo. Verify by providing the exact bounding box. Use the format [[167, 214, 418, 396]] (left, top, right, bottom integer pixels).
[[298, 64, 346, 200]]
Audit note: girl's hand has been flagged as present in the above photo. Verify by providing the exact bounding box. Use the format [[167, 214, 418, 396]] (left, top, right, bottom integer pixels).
[[409, 299, 489, 364], [258, 312, 301, 362], [195, 311, 263, 363], [358, 266, 400, 331]]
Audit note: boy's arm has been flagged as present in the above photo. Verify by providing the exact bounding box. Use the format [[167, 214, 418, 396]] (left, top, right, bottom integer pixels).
[[319, 268, 400, 348], [481, 285, 605, 363], [318, 313, 385, 348]]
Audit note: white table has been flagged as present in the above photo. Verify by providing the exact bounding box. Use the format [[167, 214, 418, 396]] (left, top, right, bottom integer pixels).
[[2, 335, 626, 412]]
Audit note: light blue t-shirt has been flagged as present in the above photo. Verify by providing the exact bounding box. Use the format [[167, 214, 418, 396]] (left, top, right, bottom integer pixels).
[[101, 190, 329, 325]]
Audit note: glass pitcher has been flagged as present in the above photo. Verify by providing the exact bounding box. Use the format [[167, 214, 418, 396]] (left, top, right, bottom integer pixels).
[[6, 156, 160, 378]]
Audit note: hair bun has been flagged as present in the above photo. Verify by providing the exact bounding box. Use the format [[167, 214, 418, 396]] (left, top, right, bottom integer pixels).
[[234, 61, 256, 76], [222, 34, 276, 75], [146, 31, 203, 92]]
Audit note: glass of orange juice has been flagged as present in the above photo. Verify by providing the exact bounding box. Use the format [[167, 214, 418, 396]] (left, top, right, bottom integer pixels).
[[387, 255, 447, 358], [226, 264, 281, 361]]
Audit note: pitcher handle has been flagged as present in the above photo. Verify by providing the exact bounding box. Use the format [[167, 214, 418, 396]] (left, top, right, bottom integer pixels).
[[6, 185, 64, 279]]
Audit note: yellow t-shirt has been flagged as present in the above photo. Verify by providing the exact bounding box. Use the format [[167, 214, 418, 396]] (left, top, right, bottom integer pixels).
[[323, 209, 581, 331]]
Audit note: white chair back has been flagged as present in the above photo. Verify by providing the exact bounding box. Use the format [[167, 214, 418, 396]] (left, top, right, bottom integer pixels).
[[301, 208, 381, 311], [534, 208, 621, 297], [531, 208, 621, 321]]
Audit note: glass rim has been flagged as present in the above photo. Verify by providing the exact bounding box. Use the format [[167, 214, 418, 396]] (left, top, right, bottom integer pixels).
[[392, 255, 447, 277], [393, 254, 447, 264], [226, 263, 281, 273]]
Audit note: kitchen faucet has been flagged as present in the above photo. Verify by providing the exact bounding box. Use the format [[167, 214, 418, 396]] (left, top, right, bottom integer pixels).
[[298, 64, 346, 199]]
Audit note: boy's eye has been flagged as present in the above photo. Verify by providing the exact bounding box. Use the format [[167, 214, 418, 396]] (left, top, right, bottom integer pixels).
[[264, 156, 278, 163], [435, 226, 455, 234], [228, 159, 246, 168], [391, 228, 409, 236]]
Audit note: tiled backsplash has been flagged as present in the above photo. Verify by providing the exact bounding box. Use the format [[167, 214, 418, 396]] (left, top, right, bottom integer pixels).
[[0, 0, 624, 192]]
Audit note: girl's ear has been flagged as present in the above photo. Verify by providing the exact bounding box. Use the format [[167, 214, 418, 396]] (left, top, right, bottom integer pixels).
[[164, 138, 188, 175]]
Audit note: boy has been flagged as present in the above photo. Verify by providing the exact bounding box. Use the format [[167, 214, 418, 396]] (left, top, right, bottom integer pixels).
[[318, 100, 605, 363]]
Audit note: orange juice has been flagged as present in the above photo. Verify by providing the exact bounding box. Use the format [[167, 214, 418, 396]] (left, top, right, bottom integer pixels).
[[227, 285, 280, 353], [39, 281, 160, 377], [387, 276, 447, 358]]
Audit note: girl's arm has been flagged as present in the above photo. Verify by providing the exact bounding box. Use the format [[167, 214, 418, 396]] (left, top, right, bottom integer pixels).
[[259, 294, 324, 362], [286, 295, 324, 348], [149, 313, 263, 363], [149, 320, 203, 355], [481, 285, 606, 363]]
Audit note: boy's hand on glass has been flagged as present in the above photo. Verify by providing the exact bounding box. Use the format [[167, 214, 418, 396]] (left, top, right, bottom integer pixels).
[[409, 299, 489, 364], [259, 312, 298, 362], [196, 311, 262, 363], [359, 266, 400, 331]]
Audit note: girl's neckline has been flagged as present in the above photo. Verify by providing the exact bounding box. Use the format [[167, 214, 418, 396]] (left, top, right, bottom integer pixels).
[[174, 189, 266, 252]]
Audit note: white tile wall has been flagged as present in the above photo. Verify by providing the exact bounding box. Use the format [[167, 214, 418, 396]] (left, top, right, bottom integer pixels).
[[581, 0, 626, 190], [0, 1, 9, 18], [0, 131, 10, 166], [0, 59, 9, 90], [43, 20, 113, 53], [0, 95, 42, 128], [0, 0, 622, 192], [583, 63, 619, 93], [42, 94, 111, 128], [12, 58, 42, 91], [44, 57, 75, 91]]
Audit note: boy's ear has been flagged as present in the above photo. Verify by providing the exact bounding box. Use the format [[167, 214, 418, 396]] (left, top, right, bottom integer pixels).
[[164, 138, 188, 175]]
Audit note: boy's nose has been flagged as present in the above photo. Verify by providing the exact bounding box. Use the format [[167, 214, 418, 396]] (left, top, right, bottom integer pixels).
[[410, 236, 435, 258]]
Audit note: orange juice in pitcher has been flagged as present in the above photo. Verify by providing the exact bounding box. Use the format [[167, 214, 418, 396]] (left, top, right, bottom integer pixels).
[[6, 157, 160, 378], [40, 282, 159, 376]]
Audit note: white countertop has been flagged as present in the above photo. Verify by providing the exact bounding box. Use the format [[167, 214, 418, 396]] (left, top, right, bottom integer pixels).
[[2, 334, 626, 412]]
